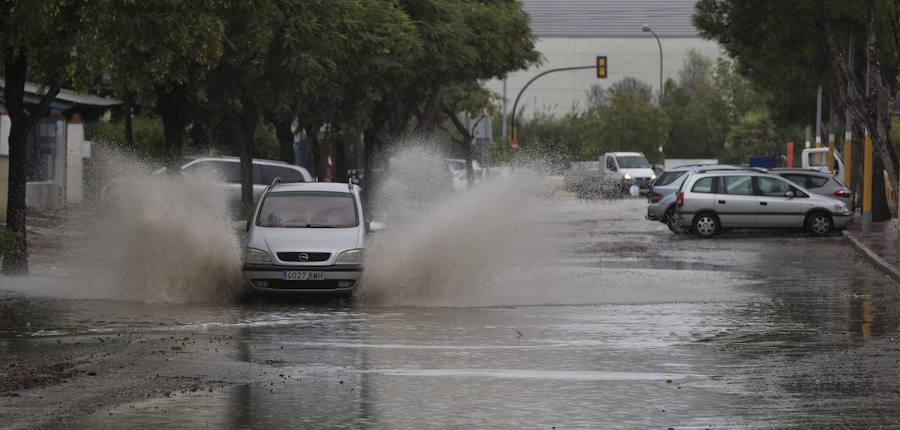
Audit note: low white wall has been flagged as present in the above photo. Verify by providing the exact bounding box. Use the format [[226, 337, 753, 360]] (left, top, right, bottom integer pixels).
[[65, 119, 83, 205]]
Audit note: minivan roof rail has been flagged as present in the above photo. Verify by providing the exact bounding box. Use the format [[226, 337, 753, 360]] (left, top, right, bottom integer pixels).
[[696, 167, 768, 173]]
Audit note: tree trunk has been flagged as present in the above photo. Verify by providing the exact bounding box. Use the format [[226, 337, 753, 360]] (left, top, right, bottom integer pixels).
[[231, 108, 257, 204], [155, 83, 189, 171], [361, 128, 380, 207], [275, 121, 294, 164], [2, 52, 59, 275], [333, 130, 348, 183], [123, 91, 134, 151], [872, 156, 891, 221]]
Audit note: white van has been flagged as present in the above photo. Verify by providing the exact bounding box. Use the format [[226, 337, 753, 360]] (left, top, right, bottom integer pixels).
[[600, 152, 657, 196]]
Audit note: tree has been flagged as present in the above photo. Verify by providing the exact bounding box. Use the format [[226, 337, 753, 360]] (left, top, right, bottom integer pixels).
[[97, 1, 226, 169], [587, 77, 654, 109], [0, 1, 111, 274], [694, 0, 896, 219], [722, 110, 778, 164], [579, 93, 671, 161]]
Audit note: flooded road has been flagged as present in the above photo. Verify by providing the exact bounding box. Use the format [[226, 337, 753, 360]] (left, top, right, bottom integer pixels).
[[3, 198, 900, 428]]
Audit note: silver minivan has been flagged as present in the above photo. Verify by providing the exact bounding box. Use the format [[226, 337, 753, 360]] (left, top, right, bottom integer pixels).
[[675, 169, 852, 237], [242, 181, 380, 296]]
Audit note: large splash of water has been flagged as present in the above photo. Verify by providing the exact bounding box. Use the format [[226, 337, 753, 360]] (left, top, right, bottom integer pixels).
[[357, 147, 563, 306], [3, 150, 243, 303]]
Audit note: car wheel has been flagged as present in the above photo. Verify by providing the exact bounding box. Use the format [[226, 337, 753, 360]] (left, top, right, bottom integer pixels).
[[692, 213, 719, 238], [805, 212, 833, 236]]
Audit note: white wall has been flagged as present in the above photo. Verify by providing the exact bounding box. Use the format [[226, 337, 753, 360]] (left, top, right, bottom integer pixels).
[[0, 114, 9, 156], [485, 36, 724, 119], [65, 120, 83, 204]]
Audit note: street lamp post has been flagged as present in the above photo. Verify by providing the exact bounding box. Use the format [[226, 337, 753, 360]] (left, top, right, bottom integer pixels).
[[643, 24, 663, 163], [642, 25, 663, 104]]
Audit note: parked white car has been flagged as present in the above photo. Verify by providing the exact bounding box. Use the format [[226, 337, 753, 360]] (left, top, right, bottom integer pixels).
[[241, 181, 380, 296], [160, 156, 312, 201]]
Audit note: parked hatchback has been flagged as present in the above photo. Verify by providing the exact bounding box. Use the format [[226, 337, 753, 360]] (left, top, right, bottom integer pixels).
[[242, 181, 379, 296], [768, 168, 852, 208], [675, 169, 852, 237]]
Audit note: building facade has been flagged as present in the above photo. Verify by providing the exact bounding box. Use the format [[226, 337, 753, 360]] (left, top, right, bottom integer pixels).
[[0, 84, 118, 214], [487, 0, 723, 120]]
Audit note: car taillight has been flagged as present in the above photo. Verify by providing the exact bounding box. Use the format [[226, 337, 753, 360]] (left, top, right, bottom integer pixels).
[[676, 192, 684, 208], [833, 188, 851, 198], [650, 192, 663, 203]]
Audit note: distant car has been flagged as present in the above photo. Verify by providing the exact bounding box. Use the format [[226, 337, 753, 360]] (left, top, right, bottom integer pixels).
[[646, 164, 744, 232], [674, 168, 852, 237], [241, 181, 380, 296], [768, 168, 852, 209]]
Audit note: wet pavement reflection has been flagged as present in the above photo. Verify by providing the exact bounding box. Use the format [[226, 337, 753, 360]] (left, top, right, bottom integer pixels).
[[3, 199, 900, 428]]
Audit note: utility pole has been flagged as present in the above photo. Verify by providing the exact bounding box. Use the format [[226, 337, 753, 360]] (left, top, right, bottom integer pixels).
[[815, 86, 823, 151], [502, 78, 507, 139], [844, 37, 853, 187], [863, 54, 873, 237], [828, 104, 835, 172]]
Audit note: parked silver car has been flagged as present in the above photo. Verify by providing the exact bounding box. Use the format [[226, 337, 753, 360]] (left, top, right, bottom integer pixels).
[[241, 181, 380, 296], [768, 168, 852, 208], [674, 169, 852, 237], [646, 164, 744, 232]]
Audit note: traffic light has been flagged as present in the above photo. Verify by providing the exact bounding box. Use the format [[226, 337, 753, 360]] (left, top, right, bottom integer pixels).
[[596, 56, 607, 78]]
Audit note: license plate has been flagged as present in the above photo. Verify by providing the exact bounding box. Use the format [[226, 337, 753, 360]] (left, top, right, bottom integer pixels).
[[283, 271, 325, 281]]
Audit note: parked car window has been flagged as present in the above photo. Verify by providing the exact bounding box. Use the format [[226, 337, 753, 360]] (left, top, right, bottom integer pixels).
[[723, 175, 753, 195], [256, 191, 358, 228], [808, 176, 829, 188], [183, 160, 241, 183], [654, 171, 686, 187], [757, 177, 792, 197], [691, 177, 715, 193], [779, 174, 808, 188], [262, 165, 306, 184]]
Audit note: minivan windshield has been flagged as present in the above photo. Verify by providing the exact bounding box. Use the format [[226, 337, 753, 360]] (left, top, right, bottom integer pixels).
[[256, 191, 358, 228], [616, 155, 651, 169]]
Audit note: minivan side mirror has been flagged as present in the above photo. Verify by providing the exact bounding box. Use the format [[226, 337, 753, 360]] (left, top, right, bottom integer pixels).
[[369, 221, 386, 232], [784, 190, 795, 199]]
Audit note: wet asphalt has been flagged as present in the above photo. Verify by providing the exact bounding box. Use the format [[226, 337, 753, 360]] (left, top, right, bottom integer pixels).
[[2, 198, 900, 429]]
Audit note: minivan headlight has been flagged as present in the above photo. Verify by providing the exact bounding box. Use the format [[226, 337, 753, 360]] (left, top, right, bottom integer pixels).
[[336, 249, 364, 265], [623, 173, 633, 180], [244, 247, 272, 264]]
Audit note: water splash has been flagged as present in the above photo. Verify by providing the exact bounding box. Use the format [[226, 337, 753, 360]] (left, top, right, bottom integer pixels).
[[357, 146, 561, 306], [8, 149, 243, 303]]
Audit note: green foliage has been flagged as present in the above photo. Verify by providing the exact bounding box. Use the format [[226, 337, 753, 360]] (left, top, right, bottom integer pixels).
[[85, 116, 165, 160], [581, 93, 671, 162], [722, 110, 778, 164], [586, 77, 654, 109], [663, 52, 772, 160], [252, 119, 279, 160], [514, 111, 584, 172]]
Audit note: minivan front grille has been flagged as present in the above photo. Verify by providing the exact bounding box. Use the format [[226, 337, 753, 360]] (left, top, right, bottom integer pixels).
[[277, 252, 331, 262]]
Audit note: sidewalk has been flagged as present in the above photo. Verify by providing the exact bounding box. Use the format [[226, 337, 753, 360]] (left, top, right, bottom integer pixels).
[[843, 217, 900, 283]]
